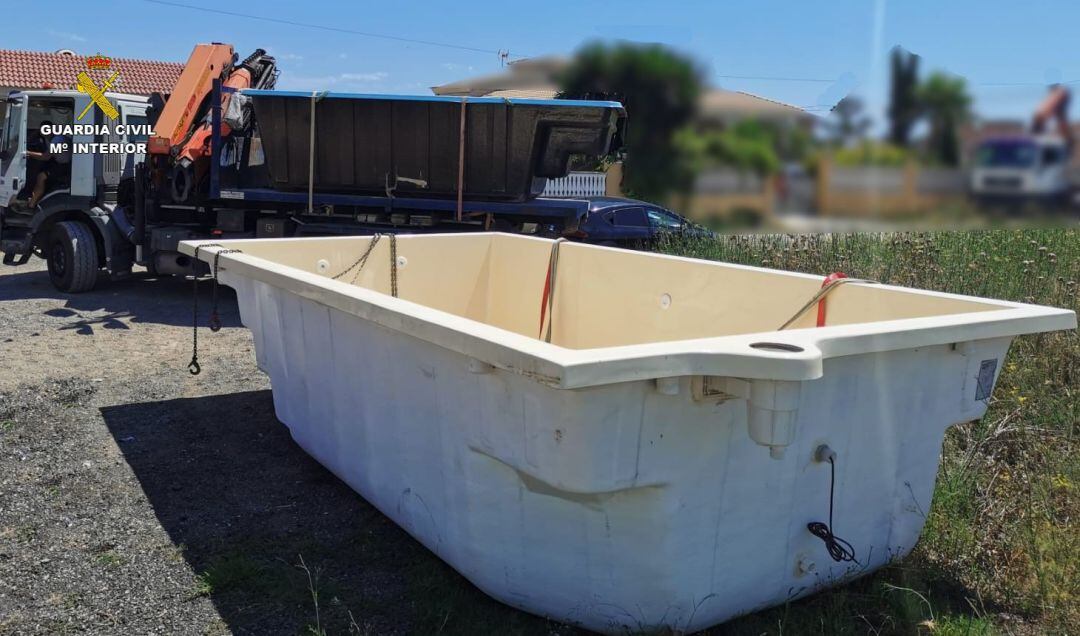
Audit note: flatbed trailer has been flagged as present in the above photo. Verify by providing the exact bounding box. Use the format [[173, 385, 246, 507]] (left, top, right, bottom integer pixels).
[[2, 58, 602, 292], [138, 184, 589, 276], [136, 79, 589, 278]]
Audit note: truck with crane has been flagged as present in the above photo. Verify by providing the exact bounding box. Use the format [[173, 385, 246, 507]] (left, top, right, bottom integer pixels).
[[0, 43, 625, 292], [970, 84, 1073, 208]]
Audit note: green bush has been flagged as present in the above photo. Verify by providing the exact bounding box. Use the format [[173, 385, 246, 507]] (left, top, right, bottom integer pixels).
[[676, 119, 781, 176], [833, 140, 910, 167]]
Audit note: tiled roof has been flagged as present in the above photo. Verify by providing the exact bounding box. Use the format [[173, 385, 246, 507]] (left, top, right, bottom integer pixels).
[[432, 61, 813, 122], [485, 88, 559, 100], [0, 49, 184, 96], [699, 90, 812, 120]]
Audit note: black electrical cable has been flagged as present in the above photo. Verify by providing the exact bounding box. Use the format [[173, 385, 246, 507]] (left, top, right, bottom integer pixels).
[[807, 456, 858, 564], [142, 0, 527, 58]]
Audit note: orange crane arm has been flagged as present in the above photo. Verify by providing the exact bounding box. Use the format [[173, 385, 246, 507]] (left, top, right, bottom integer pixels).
[[174, 63, 254, 166], [148, 43, 235, 155], [1032, 85, 1072, 147]]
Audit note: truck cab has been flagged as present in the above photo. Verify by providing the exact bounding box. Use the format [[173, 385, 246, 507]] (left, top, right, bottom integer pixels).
[[969, 134, 1071, 206], [0, 89, 149, 291]]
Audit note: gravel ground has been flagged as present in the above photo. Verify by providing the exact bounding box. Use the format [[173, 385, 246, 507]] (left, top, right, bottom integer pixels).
[[0, 261, 440, 635]]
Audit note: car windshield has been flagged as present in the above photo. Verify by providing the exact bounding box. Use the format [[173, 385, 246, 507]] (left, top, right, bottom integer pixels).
[[976, 140, 1038, 168], [647, 208, 684, 229]]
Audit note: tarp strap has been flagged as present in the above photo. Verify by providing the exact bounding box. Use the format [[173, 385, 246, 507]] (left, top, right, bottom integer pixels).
[[456, 98, 467, 222], [777, 272, 877, 331], [538, 238, 567, 343], [307, 91, 327, 214]]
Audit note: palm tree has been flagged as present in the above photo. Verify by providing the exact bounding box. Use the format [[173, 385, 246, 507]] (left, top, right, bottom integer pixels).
[[917, 72, 971, 166], [887, 46, 921, 147]]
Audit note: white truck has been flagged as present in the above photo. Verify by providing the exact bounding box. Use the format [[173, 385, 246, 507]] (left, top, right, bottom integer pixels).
[[970, 134, 1070, 206], [970, 85, 1073, 209], [1, 45, 611, 294], [0, 89, 149, 291]]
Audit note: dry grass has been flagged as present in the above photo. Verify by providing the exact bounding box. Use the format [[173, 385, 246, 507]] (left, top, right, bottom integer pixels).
[[659, 228, 1078, 634]]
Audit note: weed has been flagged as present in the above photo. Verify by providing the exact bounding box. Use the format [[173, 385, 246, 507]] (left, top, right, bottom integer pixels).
[[659, 229, 1078, 632], [95, 550, 124, 568], [299, 554, 324, 636], [191, 553, 264, 599]]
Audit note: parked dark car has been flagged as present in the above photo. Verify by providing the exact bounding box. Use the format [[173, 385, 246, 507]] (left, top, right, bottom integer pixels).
[[570, 197, 713, 246]]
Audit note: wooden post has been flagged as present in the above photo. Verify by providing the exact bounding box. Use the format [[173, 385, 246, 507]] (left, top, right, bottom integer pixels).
[[903, 159, 919, 212], [817, 155, 831, 216], [605, 162, 623, 196]]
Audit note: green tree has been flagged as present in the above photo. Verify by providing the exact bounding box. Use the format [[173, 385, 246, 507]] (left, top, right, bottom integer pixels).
[[918, 71, 971, 166], [887, 46, 921, 147], [558, 42, 704, 202], [676, 120, 780, 176]]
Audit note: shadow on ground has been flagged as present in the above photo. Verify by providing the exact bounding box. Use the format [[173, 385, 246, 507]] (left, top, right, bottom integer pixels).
[[98, 390, 988, 635], [0, 268, 241, 332], [98, 390, 572, 635]]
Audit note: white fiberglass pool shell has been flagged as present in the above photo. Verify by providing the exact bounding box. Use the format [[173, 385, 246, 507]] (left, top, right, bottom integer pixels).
[[181, 234, 1074, 633]]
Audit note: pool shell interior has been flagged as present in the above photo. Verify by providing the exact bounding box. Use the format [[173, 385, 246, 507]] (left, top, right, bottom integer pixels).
[[224, 233, 1004, 350]]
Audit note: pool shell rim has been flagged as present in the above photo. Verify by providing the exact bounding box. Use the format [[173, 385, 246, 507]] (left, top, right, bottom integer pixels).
[[179, 233, 1077, 390]]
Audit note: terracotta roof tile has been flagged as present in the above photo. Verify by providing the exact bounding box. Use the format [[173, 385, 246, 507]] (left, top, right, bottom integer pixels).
[[0, 49, 184, 95]]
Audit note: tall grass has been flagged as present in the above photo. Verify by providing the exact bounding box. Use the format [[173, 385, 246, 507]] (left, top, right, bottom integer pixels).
[[659, 229, 1078, 633]]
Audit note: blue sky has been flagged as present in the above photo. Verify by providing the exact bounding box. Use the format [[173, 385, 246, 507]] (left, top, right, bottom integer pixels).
[[6, 0, 1075, 124]]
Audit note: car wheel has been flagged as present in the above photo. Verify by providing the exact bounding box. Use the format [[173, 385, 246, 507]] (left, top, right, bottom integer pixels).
[[47, 220, 100, 293]]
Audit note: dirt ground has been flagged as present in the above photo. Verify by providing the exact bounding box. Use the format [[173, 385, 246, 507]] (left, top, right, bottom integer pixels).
[[0, 260, 489, 635]]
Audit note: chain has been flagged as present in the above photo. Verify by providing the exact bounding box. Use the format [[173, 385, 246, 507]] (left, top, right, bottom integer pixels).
[[189, 276, 200, 375], [329, 233, 400, 297], [331, 234, 383, 283], [389, 233, 398, 298], [187, 243, 223, 375], [188, 235, 399, 376], [209, 249, 243, 332]]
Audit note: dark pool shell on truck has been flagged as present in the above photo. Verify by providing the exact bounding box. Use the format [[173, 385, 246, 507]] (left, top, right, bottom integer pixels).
[[246, 90, 627, 202]]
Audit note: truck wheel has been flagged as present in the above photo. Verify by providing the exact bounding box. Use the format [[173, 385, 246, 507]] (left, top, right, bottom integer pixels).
[[47, 221, 100, 293]]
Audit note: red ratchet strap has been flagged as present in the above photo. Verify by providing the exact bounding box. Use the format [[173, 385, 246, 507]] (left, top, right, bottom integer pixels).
[[537, 240, 565, 341], [816, 272, 847, 327], [538, 266, 553, 339]]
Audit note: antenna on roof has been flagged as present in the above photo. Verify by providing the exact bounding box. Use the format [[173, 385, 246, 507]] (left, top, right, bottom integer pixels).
[[55, 49, 76, 56]]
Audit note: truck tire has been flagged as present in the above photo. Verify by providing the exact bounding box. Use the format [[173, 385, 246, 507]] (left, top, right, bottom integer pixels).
[[47, 221, 100, 293]]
